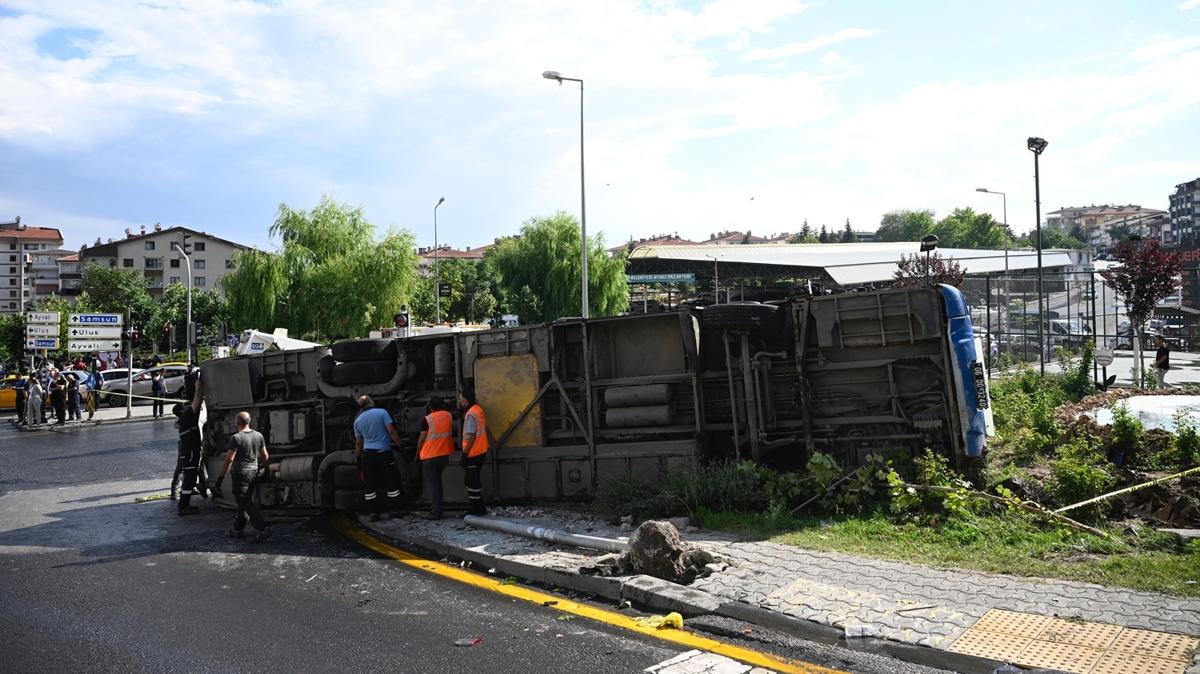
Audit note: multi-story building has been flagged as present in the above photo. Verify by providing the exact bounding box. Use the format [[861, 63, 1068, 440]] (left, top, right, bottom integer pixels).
[[0, 218, 65, 315], [80, 224, 248, 297], [1170, 178, 1199, 245], [1046, 205, 1166, 253], [57, 253, 82, 297]]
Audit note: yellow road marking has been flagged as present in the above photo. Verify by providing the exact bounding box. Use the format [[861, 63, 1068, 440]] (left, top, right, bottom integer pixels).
[[336, 515, 844, 674]]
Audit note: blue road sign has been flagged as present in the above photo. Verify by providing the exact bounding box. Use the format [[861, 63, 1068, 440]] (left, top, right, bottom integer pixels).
[[69, 313, 123, 325], [627, 273, 696, 284]]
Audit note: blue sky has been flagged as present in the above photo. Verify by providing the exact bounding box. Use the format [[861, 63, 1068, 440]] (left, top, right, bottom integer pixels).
[[1, 1, 1198, 252]]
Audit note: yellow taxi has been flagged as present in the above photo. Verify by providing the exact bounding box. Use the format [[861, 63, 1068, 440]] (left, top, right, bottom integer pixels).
[[0, 375, 19, 410]]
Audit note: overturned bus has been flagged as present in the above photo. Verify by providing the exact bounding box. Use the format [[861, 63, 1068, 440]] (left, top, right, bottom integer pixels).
[[199, 284, 993, 511]]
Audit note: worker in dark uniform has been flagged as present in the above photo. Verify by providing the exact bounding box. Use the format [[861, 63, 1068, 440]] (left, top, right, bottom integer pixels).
[[213, 411, 271, 542], [14, 373, 27, 425], [353, 395, 405, 522], [457, 389, 489, 516], [151, 371, 166, 417], [87, 354, 102, 420], [183, 363, 199, 401], [417, 397, 454, 520], [171, 376, 205, 515]]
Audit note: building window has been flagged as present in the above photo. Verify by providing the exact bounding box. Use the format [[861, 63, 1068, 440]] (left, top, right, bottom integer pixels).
[[145, 257, 162, 269], [194, 276, 206, 287], [24, 243, 36, 250], [169, 276, 180, 284], [145, 241, 156, 251], [225, 259, 236, 269], [7, 267, 13, 274], [194, 242, 206, 252], [170, 258, 180, 268], [123, 258, 134, 268], [8, 291, 14, 297], [8, 255, 14, 262], [194, 259, 205, 269], [8, 279, 14, 285]]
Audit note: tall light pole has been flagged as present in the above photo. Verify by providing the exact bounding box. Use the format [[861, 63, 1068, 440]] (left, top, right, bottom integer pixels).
[[1027, 137, 1048, 375], [705, 254, 723, 303], [434, 196, 445, 325], [542, 69, 588, 319], [171, 239, 193, 363], [976, 187, 1010, 332]]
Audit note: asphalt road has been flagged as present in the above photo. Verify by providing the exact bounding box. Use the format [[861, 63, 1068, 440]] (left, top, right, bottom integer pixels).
[[0, 420, 948, 674]]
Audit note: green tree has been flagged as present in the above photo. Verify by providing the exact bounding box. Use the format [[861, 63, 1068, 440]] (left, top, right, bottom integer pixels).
[[156, 283, 231, 351], [0, 313, 24, 368], [79, 265, 159, 332], [1019, 228, 1086, 250], [876, 209, 936, 242], [840, 219, 858, 243], [223, 196, 421, 340], [411, 258, 501, 325], [488, 212, 628, 323], [818, 225, 829, 243], [790, 219, 819, 243], [935, 207, 1007, 249]]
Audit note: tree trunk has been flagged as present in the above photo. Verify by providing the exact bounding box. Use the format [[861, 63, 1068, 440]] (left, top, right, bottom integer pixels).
[[1133, 324, 1144, 387]]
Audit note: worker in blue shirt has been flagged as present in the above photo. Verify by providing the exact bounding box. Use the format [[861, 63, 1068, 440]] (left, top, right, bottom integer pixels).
[[353, 395, 405, 522]]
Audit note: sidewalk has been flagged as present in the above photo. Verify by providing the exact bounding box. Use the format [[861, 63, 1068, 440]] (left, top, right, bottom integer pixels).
[[9, 401, 168, 431], [362, 507, 1200, 674]]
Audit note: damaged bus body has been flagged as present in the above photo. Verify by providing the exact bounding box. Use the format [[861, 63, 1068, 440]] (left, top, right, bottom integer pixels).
[[199, 284, 992, 511]]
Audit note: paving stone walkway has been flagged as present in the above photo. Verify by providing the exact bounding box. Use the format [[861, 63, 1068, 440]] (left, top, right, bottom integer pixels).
[[692, 541, 1200, 672]]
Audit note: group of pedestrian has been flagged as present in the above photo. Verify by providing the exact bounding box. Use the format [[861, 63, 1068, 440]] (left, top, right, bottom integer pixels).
[[11, 368, 85, 426], [351, 389, 490, 522]]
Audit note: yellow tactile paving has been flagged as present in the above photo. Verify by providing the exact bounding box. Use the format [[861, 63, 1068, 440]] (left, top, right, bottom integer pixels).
[[946, 609, 1199, 674], [968, 608, 1054, 638], [1091, 651, 1193, 674], [1038, 618, 1124, 650], [945, 630, 1033, 662], [1110, 628, 1200, 662], [1017, 640, 1105, 673]]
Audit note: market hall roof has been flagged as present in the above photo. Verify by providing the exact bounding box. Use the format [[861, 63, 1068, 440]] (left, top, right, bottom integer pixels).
[[626, 242, 1081, 286]]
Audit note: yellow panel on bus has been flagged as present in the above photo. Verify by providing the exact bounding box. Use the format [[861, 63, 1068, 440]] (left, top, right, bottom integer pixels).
[[474, 354, 543, 448]]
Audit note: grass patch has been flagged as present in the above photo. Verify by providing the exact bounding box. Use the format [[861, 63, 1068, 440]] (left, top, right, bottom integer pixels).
[[695, 509, 1200, 597]]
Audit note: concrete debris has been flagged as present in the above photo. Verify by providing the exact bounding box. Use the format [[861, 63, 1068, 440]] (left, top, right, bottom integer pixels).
[[624, 520, 714, 584], [842, 624, 879, 639]]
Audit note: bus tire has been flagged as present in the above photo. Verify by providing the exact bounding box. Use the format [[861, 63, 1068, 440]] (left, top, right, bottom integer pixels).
[[331, 339, 397, 362], [333, 464, 362, 489], [330, 360, 397, 386], [703, 302, 781, 330], [333, 488, 364, 512]]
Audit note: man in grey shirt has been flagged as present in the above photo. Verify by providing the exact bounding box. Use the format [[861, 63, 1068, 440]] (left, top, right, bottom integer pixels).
[[214, 411, 271, 542]]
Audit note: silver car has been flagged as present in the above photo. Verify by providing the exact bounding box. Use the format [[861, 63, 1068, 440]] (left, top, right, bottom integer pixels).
[[103, 365, 186, 407]]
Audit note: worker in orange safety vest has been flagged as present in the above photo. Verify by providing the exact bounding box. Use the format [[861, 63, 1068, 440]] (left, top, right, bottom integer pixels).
[[417, 396, 454, 520], [457, 389, 489, 516]]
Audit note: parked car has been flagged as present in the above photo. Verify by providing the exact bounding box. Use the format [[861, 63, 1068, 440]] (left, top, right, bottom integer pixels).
[[102, 365, 185, 407], [0, 375, 17, 410]]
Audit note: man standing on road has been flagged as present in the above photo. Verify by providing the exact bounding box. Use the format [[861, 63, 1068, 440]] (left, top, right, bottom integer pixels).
[[416, 397, 454, 520], [457, 389, 489, 516], [353, 396, 405, 522], [151, 371, 166, 418], [214, 411, 271, 542], [14, 373, 27, 425], [49, 371, 66, 425], [170, 376, 206, 514], [183, 363, 199, 402], [25, 377, 43, 428], [87, 353, 102, 421], [66, 374, 81, 422], [1155, 335, 1171, 388]]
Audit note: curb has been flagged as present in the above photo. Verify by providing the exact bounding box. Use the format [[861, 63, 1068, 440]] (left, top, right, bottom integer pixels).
[[8, 414, 170, 433], [357, 517, 1004, 674]]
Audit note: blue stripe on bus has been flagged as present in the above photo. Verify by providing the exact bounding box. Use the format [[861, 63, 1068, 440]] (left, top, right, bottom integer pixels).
[[938, 285, 987, 458]]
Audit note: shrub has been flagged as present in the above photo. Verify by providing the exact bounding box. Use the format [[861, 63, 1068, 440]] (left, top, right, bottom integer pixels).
[[1111, 402, 1144, 458], [1061, 341, 1095, 401], [1050, 435, 1115, 521], [1175, 411, 1200, 468]]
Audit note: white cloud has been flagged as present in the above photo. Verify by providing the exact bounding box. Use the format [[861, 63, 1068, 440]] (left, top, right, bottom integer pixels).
[[740, 27, 879, 62], [1180, 0, 1200, 10]]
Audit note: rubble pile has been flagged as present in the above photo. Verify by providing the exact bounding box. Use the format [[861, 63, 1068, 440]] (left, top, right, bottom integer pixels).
[[624, 520, 714, 584]]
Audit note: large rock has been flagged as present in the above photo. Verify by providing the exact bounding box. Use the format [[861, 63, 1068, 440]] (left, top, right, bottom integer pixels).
[[625, 520, 713, 584]]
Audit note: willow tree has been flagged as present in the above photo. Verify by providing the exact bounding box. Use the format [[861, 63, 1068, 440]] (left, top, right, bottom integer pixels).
[[488, 212, 628, 323], [222, 197, 420, 340]]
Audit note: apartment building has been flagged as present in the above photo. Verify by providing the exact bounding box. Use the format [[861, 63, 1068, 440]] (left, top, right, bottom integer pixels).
[[1170, 178, 1199, 245], [1045, 205, 1166, 252], [0, 218, 66, 315], [80, 224, 248, 297]]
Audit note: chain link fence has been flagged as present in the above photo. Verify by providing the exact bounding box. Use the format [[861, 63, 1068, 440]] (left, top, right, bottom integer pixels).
[[959, 270, 1196, 373]]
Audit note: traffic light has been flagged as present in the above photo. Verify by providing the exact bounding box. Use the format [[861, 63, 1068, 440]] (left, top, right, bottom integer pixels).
[[181, 232, 193, 256], [132, 328, 141, 343]]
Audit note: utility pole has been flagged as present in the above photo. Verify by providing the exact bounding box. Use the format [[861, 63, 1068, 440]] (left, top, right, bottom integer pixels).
[[171, 234, 194, 363], [1028, 137, 1048, 375], [125, 307, 133, 420], [434, 197, 445, 324]]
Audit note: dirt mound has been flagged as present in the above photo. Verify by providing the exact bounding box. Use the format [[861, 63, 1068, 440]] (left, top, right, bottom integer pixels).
[[625, 520, 714, 584]]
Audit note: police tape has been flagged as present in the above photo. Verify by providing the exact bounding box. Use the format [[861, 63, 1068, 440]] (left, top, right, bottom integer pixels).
[[99, 389, 190, 404]]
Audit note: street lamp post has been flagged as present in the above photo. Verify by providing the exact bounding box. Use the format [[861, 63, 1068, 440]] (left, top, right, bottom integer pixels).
[[542, 70, 589, 319], [1027, 137, 1048, 375], [705, 254, 723, 303], [170, 241, 193, 363], [434, 196, 445, 325], [976, 187, 1010, 333]]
